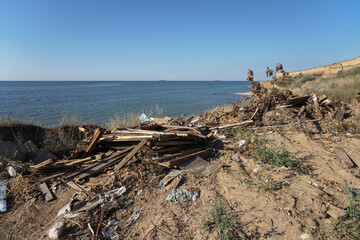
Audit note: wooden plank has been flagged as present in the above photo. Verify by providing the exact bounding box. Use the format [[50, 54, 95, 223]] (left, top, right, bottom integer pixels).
[[210, 120, 253, 130], [334, 147, 355, 168], [286, 95, 310, 106], [64, 146, 135, 179], [82, 128, 103, 158], [39, 183, 55, 201], [38, 172, 65, 182], [163, 148, 214, 168], [153, 147, 182, 154], [293, 182, 325, 196], [156, 141, 198, 146], [76, 152, 129, 179], [156, 148, 202, 162], [114, 139, 149, 172]]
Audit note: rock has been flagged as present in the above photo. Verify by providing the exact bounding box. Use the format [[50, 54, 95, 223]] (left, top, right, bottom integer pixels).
[[7, 166, 17, 178], [300, 233, 310, 239], [0, 141, 27, 162], [33, 150, 58, 164], [48, 221, 65, 239], [231, 155, 240, 162]]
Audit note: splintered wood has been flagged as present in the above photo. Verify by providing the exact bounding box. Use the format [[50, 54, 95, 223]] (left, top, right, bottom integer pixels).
[[30, 124, 214, 181]]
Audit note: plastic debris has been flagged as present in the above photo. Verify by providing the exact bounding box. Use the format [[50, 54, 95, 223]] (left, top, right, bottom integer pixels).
[[238, 139, 248, 147], [124, 209, 142, 228], [162, 188, 191, 203], [48, 221, 66, 239], [7, 166, 17, 178], [104, 186, 126, 202], [192, 189, 200, 201], [57, 202, 71, 216], [102, 220, 120, 239], [159, 169, 182, 187], [0, 180, 7, 213], [139, 113, 154, 123]]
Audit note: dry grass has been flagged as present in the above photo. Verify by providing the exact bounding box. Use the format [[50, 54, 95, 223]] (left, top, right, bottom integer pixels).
[[274, 67, 360, 104], [105, 105, 164, 130], [301, 74, 360, 103]]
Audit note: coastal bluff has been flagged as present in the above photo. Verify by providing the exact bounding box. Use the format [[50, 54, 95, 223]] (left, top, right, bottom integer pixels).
[[279, 56, 360, 77]]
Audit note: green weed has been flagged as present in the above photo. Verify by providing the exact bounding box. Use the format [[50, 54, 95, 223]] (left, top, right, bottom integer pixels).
[[255, 141, 309, 174], [332, 186, 360, 239], [257, 169, 282, 192], [201, 198, 238, 240]]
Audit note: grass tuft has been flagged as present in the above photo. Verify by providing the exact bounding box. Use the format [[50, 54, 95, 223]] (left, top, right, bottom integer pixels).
[[255, 141, 309, 174], [201, 198, 238, 240], [332, 186, 360, 239]]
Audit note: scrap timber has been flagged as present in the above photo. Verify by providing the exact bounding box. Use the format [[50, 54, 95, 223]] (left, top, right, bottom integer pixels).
[[30, 124, 217, 182]]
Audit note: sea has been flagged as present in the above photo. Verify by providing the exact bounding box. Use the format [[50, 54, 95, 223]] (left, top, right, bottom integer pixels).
[[0, 81, 251, 127]]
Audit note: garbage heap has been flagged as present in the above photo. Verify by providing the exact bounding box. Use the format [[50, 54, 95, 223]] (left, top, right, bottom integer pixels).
[[188, 81, 352, 128]]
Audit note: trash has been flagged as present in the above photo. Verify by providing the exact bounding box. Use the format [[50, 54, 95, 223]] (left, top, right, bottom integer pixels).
[[124, 209, 142, 228], [0, 180, 7, 213], [57, 202, 71, 216], [192, 189, 200, 201], [139, 113, 153, 123], [104, 186, 126, 202], [162, 188, 192, 203], [178, 156, 221, 177], [334, 147, 355, 168], [159, 169, 182, 187], [48, 221, 66, 239], [7, 166, 17, 178], [39, 182, 55, 202], [300, 233, 310, 240], [137, 189, 143, 195], [181, 211, 189, 222], [238, 140, 248, 147], [102, 220, 120, 239]]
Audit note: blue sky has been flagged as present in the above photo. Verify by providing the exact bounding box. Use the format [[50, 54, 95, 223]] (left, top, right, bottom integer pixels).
[[0, 0, 359, 80]]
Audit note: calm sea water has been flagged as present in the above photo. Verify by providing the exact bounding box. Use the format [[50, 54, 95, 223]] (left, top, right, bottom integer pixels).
[[0, 81, 250, 126]]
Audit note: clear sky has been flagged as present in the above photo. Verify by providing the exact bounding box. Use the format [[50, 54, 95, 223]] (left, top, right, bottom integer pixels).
[[0, 0, 359, 81]]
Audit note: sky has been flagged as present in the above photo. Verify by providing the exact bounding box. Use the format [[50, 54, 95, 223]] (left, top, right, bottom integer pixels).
[[0, 0, 359, 81]]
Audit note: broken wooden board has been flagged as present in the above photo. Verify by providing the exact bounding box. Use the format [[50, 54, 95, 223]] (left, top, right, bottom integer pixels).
[[293, 182, 326, 196], [286, 96, 310, 106], [82, 128, 103, 158], [64, 146, 135, 180], [159, 169, 182, 187], [334, 147, 355, 168], [39, 183, 55, 201], [114, 139, 149, 172], [210, 120, 253, 130], [160, 148, 214, 168], [327, 204, 347, 220], [178, 156, 221, 177]]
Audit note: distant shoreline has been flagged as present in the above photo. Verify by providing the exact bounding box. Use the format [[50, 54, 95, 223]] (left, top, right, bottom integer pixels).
[[234, 91, 252, 96]]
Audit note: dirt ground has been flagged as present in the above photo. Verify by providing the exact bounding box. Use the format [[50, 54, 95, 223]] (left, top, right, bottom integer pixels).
[[1, 117, 359, 240]]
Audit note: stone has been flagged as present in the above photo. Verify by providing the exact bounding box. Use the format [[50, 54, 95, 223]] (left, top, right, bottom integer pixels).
[[48, 221, 65, 239], [0, 141, 27, 162], [7, 166, 17, 178], [231, 155, 240, 162], [300, 233, 310, 239], [33, 150, 58, 164]]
